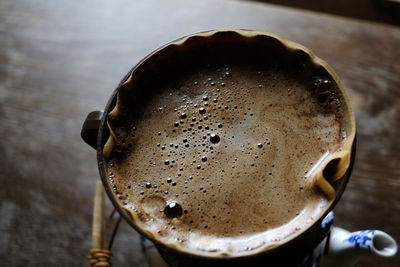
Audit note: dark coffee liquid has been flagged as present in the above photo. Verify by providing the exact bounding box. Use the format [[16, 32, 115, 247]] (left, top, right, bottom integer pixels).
[[105, 44, 346, 253]]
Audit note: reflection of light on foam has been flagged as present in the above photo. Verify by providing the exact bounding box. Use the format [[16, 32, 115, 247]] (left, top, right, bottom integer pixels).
[[305, 151, 330, 178]]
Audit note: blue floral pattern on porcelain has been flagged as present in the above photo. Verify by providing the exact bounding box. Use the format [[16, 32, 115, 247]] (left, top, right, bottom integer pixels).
[[344, 230, 375, 249], [321, 211, 334, 233]]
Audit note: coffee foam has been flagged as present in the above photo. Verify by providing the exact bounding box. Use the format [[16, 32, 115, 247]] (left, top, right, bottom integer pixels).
[[104, 46, 346, 254]]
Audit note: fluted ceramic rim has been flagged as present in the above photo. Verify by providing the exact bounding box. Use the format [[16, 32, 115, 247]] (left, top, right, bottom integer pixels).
[[101, 29, 356, 259]]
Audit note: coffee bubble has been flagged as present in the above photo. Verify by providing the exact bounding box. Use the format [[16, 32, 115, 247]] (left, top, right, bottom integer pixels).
[[210, 134, 220, 144], [317, 92, 330, 104], [312, 77, 331, 92], [164, 202, 183, 219]]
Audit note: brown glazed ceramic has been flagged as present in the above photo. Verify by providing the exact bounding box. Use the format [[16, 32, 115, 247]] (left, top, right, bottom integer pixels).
[[81, 30, 356, 266]]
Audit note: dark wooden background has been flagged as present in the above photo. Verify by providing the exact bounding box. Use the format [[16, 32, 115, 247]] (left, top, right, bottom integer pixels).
[[0, 0, 399, 266], [252, 0, 400, 26]]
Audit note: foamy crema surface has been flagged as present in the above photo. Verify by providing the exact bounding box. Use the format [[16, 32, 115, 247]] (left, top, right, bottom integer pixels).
[[105, 57, 345, 253]]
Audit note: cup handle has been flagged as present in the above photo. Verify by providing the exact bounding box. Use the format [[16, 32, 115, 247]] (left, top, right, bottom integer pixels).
[[81, 110, 104, 149]]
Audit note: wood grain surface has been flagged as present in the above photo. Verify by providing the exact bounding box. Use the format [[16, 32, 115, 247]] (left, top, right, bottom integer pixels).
[[0, 0, 399, 266]]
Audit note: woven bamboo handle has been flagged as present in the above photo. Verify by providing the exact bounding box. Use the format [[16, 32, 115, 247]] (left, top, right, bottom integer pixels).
[[92, 181, 105, 249], [88, 181, 112, 266]]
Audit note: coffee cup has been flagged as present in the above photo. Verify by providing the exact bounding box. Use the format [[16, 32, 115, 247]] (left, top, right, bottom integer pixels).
[[81, 30, 396, 266]]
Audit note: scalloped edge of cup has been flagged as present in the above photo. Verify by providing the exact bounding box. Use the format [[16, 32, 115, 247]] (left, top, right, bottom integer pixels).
[[101, 29, 356, 259]]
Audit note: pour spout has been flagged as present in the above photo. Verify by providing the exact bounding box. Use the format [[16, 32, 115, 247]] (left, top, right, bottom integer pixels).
[[322, 227, 397, 267]]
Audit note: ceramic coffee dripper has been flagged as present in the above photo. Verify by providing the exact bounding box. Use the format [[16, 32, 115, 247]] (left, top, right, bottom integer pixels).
[[81, 30, 397, 267]]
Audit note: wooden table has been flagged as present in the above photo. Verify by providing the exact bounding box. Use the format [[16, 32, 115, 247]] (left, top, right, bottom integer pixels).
[[0, 0, 399, 266]]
